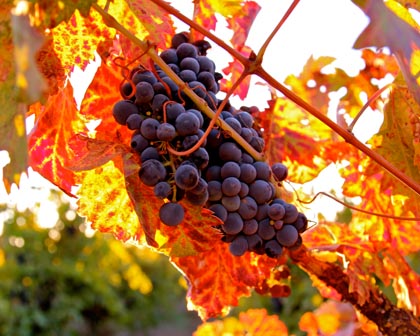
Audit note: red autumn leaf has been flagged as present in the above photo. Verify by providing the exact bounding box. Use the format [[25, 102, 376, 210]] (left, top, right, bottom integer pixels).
[[171, 243, 283, 320], [28, 84, 86, 195], [353, 0, 420, 104], [238, 308, 288, 335], [51, 8, 114, 71]]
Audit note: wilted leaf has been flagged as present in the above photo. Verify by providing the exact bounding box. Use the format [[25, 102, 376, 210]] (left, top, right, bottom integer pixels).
[[28, 84, 86, 195]]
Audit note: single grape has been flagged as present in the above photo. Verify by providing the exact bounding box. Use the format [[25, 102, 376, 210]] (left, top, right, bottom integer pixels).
[[246, 234, 263, 252], [239, 163, 257, 184], [197, 71, 218, 93], [272, 162, 288, 181], [182, 134, 199, 149], [112, 100, 138, 125], [242, 219, 258, 235], [171, 32, 189, 49], [126, 114, 144, 130], [180, 57, 200, 73], [249, 180, 274, 204], [156, 123, 176, 141], [258, 218, 276, 240], [276, 225, 299, 247], [235, 111, 254, 128], [238, 196, 258, 220], [197, 55, 215, 73], [165, 102, 185, 122], [151, 94, 169, 114], [167, 63, 180, 75], [283, 203, 299, 223], [160, 48, 178, 64], [268, 203, 286, 221], [219, 142, 242, 162], [179, 69, 197, 82], [253, 161, 271, 180], [153, 82, 166, 95], [175, 112, 200, 136], [288, 235, 303, 251], [264, 240, 283, 258], [222, 212, 243, 235], [186, 189, 209, 206], [135, 81, 154, 104], [132, 70, 157, 85], [206, 165, 221, 181], [162, 76, 178, 92], [140, 118, 160, 140], [209, 203, 228, 222], [121, 81, 134, 98], [229, 235, 248, 257], [241, 152, 254, 164], [250, 136, 265, 152], [174, 164, 199, 190], [221, 177, 241, 197], [154, 181, 172, 199], [140, 147, 160, 162], [159, 202, 184, 226], [188, 81, 207, 98], [255, 203, 269, 221], [131, 133, 149, 153], [224, 117, 242, 134], [187, 109, 204, 128], [292, 213, 308, 233], [188, 178, 208, 195], [238, 182, 249, 198], [190, 147, 209, 170], [221, 195, 241, 212], [221, 161, 241, 179], [176, 42, 198, 60], [240, 128, 253, 142], [139, 159, 166, 186]]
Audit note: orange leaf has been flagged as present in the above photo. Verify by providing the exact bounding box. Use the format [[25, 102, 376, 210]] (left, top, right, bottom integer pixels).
[[171, 243, 282, 320], [239, 308, 288, 336], [28, 84, 86, 195]]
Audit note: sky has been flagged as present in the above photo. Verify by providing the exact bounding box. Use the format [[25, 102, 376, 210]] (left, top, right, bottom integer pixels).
[[0, 0, 384, 228]]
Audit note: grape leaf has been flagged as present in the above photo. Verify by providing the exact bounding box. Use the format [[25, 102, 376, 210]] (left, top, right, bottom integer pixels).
[[51, 8, 114, 71], [171, 243, 282, 320], [353, 0, 420, 104], [77, 156, 145, 242], [28, 84, 86, 195], [194, 308, 288, 336], [0, 1, 28, 192]]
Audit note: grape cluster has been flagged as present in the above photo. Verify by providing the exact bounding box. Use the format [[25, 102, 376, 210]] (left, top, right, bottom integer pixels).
[[112, 33, 308, 258]]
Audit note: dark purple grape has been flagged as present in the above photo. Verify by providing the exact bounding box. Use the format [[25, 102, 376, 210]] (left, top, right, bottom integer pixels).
[[140, 118, 160, 140], [246, 234, 263, 252], [154, 181, 172, 199], [197, 71, 218, 93], [235, 111, 253, 128], [268, 203, 286, 221], [157, 122, 176, 141], [179, 69, 197, 82], [135, 82, 154, 104], [176, 42, 198, 60], [221, 161, 241, 179], [121, 82, 134, 98], [249, 180, 274, 204], [264, 240, 283, 258], [222, 212, 243, 235], [292, 213, 308, 233], [160, 48, 178, 64], [253, 161, 271, 180], [126, 114, 144, 130], [240, 127, 253, 142], [171, 32, 189, 49], [241, 153, 254, 164], [242, 219, 258, 235], [193, 40, 212, 55], [221, 177, 241, 197], [221, 110, 232, 119], [162, 76, 178, 92], [165, 102, 185, 122], [132, 70, 157, 85], [180, 57, 200, 73], [219, 142, 242, 162], [250, 136, 265, 152], [153, 81, 166, 95], [206, 129, 223, 149], [182, 134, 199, 149], [167, 63, 180, 74], [276, 225, 299, 247], [159, 202, 184, 226], [255, 203, 269, 221], [206, 165, 221, 181], [238, 196, 258, 220], [224, 117, 242, 134], [197, 55, 215, 73], [238, 182, 249, 198], [190, 147, 209, 170], [139, 159, 166, 186], [189, 178, 208, 195], [174, 164, 199, 190], [273, 220, 284, 230], [188, 81, 207, 98], [229, 235, 248, 256], [152, 94, 169, 114], [140, 147, 160, 162], [112, 100, 138, 125], [186, 189, 209, 206], [209, 203, 228, 222], [239, 163, 257, 184], [175, 112, 200, 136], [208, 180, 222, 201], [283, 203, 299, 223], [258, 218, 275, 240], [221, 195, 240, 212], [288, 235, 303, 251], [131, 133, 149, 153], [272, 162, 288, 181]]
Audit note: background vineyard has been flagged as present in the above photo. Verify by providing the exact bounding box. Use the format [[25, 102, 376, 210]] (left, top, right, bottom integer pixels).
[[1, 0, 420, 335]]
